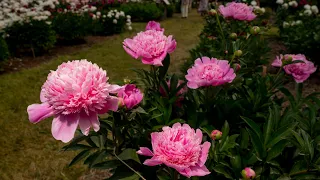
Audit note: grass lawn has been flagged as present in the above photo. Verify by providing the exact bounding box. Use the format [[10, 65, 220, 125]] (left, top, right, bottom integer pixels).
[[0, 10, 203, 179]]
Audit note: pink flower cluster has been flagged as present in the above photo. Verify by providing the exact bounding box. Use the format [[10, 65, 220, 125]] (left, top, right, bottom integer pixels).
[[118, 84, 143, 109], [272, 54, 316, 83], [219, 2, 257, 21], [27, 60, 120, 143], [123, 21, 176, 66], [137, 123, 211, 178], [185, 57, 236, 89]]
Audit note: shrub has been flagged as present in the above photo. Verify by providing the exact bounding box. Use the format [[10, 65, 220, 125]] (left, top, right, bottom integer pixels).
[[0, 36, 9, 62], [90, 9, 131, 35], [120, 2, 163, 22], [276, 1, 320, 64], [5, 20, 56, 56], [52, 12, 90, 42]]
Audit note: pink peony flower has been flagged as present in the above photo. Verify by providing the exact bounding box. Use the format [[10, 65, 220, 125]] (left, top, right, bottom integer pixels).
[[210, 130, 222, 140], [272, 54, 316, 83], [145, 21, 164, 31], [219, 2, 257, 21], [241, 167, 256, 180], [123, 28, 176, 66], [27, 60, 121, 143], [137, 123, 211, 178], [185, 57, 236, 89], [117, 84, 143, 109]]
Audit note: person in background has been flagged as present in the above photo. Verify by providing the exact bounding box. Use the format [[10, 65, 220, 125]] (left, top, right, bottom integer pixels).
[[198, 0, 208, 16], [189, 0, 193, 9], [181, 0, 190, 18]]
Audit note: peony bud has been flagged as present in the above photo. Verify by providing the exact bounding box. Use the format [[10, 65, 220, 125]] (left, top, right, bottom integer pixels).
[[123, 78, 131, 84], [233, 63, 241, 72], [235, 50, 243, 57], [118, 97, 124, 108], [211, 130, 222, 140], [250, 26, 260, 35], [209, 9, 217, 15], [230, 33, 237, 40], [241, 167, 256, 180]]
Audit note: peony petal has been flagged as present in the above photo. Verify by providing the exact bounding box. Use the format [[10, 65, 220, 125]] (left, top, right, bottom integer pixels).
[[172, 122, 181, 128], [107, 84, 122, 94], [27, 103, 54, 124], [196, 129, 203, 142], [40, 89, 47, 102], [143, 158, 163, 166], [79, 111, 99, 136], [137, 147, 154, 156], [198, 142, 211, 167], [51, 113, 80, 143], [188, 165, 211, 177], [201, 57, 211, 64], [97, 96, 119, 114]]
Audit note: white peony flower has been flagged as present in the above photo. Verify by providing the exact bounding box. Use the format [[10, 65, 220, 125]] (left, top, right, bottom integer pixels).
[[311, 5, 319, 14], [282, 3, 288, 9], [113, 19, 117, 24], [128, 26, 132, 30], [304, 9, 312, 16], [304, 4, 311, 10], [251, 1, 257, 6], [283, 21, 290, 28], [276, 0, 284, 5], [295, 20, 302, 25]]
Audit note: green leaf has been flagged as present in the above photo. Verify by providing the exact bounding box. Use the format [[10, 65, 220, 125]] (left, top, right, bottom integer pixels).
[[240, 128, 249, 149], [267, 140, 289, 161], [159, 54, 170, 80], [68, 149, 90, 167], [132, 107, 148, 114], [108, 166, 140, 180], [247, 128, 265, 158], [289, 160, 308, 176], [241, 116, 262, 139], [266, 122, 298, 148], [62, 144, 92, 151], [167, 119, 185, 126], [92, 160, 121, 169], [118, 148, 141, 164], [279, 88, 296, 107], [221, 121, 230, 142], [213, 165, 233, 179]]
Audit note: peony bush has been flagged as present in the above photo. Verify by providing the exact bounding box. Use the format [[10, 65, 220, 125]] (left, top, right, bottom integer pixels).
[[276, 0, 320, 64], [26, 17, 320, 179]]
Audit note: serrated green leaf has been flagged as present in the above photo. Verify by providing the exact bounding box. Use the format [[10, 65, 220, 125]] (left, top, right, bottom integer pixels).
[[118, 148, 141, 164]]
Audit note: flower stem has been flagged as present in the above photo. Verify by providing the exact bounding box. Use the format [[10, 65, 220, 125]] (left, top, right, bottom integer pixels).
[[173, 170, 179, 180], [113, 148, 147, 180]]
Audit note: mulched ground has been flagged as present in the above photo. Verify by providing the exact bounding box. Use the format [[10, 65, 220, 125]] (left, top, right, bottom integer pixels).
[[0, 36, 110, 75]]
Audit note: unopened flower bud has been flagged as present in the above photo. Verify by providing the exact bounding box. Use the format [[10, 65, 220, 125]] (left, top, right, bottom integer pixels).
[[211, 130, 222, 140], [241, 167, 256, 180], [124, 78, 131, 84], [230, 33, 237, 40], [209, 9, 217, 15], [225, 50, 228, 54], [118, 97, 124, 108], [235, 50, 243, 57], [250, 26, 260, 35], [233, 63, 241, 72]]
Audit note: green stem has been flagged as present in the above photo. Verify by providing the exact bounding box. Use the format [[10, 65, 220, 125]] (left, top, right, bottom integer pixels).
[[173, 170, 179, 180], [215, 10, 226, 50], [289, 169, 318, 176], [113, 148, 147, 180]]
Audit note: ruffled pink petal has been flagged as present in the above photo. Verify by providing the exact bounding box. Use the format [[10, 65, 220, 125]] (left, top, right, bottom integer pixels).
[[27, 103, 54, 124], [97, 96, 119, 114], [51, 113, 80, 143], [201, 57, 211, 64], [167, 36, 176, 53], [40, 89, 47, 102], [179, 165, 211, 178], [196, 129, 203, 143], [187, 81, 199, 89], [106, 84, 122, 94], [79, 111, 100, 136], [194, 58, 203, 66], [137, 147, 154, 156], [198, 142, 211, 167], [173, 122, 182, 128], [143, 158, 163, 166]]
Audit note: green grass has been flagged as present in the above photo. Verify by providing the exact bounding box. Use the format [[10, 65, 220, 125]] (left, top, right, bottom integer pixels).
[[0, 10, 203, 179]]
